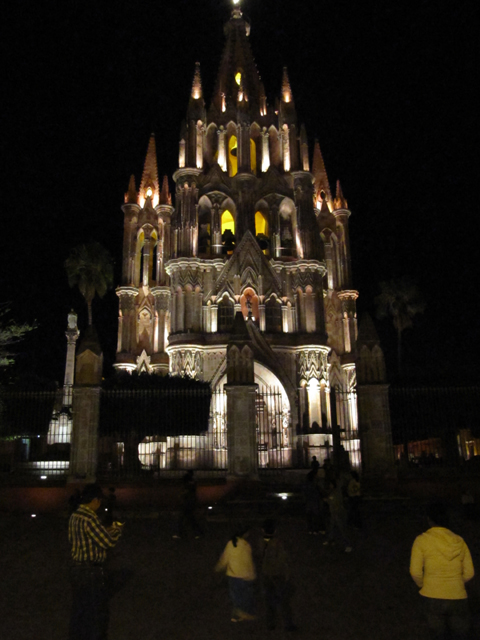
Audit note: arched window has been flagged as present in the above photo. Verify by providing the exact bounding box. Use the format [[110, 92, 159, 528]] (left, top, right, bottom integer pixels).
[[221, 210, 235, 254], [250, 138, 256, 174], [255, 211, 268, 235], [198, 210, 211, 255], [255, 210, 269, 254], [218, 297, 234, 332], [228, 135, 238, 176], [265, 298, 282, 333]]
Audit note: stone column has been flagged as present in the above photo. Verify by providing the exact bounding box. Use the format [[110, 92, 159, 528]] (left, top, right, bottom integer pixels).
[[357, 384, 394, 477], [225, 312, 258, 479], [64, 310, 79, 406], [69, 327, 103, 483]]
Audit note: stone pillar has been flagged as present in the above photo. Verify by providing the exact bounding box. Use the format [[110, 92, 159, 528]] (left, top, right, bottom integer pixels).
[[226, 384, 258, 479], [64, 310, 79, 405], [69, 327, 103, 483], [357, 384, 394, 477], [225, 312, 258, 479]]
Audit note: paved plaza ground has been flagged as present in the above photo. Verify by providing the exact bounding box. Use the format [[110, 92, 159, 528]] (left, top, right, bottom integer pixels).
[[1, 497, 479, 640]]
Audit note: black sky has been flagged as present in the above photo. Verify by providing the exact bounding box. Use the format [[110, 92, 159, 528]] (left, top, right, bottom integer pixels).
[[1, 0, 477, 384]]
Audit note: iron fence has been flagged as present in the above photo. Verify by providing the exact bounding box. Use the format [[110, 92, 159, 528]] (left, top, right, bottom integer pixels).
[[389, 386, 480, 470], [0, 388, 70, 475], [98, 386, 216, 478], [256, 387, 293, 469]]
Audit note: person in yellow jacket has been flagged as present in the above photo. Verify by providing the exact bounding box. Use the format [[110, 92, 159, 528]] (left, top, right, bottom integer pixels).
[[410, 502, 474, 639], [215, 526, 257, 622]]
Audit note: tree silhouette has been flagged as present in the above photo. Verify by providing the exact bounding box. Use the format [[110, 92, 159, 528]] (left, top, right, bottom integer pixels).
[[375, 277, 426, 376], [65, 242, 114, 326], [0, 305, 34, 370]]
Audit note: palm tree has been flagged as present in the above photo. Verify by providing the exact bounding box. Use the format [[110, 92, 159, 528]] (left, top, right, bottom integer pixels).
[[374, 277, 425, 377], [65, 242, 114, 326]]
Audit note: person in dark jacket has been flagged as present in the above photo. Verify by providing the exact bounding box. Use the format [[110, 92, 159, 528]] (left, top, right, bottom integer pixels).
[[173, 470, 203, 538], [261, 519, 297, 632]]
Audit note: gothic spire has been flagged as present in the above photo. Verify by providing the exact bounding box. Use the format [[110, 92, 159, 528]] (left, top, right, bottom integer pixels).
[[281, 67, 293, 104], [125, 174, 138, 204], [191, 61, 203, 100], [334, 180, 348, 210], [160, 175, 172, 206], [211, 3, 263, 119], [312, 139, 331, 204], [140, 133, 159, 202]]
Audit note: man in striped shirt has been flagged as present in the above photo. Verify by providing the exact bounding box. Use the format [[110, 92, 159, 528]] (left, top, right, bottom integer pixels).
[[68, 483, 122, 640]]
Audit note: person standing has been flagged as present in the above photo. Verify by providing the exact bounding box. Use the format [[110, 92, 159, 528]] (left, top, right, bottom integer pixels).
[[173, 470, 203, 538], [68, 483, 122, 640], [261, 519, 297, 632], [323, 479, 352, 552], [410, 502, 475, 640], [347, 470, 362, 529], [215, 526, 257, 622]]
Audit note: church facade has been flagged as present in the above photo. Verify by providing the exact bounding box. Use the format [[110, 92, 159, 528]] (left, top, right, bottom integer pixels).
[[113, 4, 368, 471]]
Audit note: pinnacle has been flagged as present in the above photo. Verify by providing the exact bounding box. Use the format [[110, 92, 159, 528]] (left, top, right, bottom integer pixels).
[[140, 133, 159, 202], [281, 67, 293, 103], [312, 139, 331, 202], [125, 174, 137, 204], [334, 180, 348, 210], [191, 61, 203, 100], [160, 175, 172, 206]]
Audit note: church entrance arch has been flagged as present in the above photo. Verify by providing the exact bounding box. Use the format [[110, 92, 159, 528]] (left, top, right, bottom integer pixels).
[[214, 362, 292, 469]]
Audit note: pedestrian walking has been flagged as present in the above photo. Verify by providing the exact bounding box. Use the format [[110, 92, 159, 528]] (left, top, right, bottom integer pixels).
[[68, 483, 123, 640], [173, 470, 203, 539], [215, 526, 257, 622], [261, 519, 297, 632], [410, 502, 474, 640]]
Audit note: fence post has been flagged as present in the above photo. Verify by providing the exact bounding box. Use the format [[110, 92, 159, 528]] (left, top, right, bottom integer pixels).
[[68, 327, 103, 483], [225, 312, 259, 479]]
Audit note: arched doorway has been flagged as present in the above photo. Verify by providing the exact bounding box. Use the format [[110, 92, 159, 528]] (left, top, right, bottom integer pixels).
[[213, 362, 292, 469]]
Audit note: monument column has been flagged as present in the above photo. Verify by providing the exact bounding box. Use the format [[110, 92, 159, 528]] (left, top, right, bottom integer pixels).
[[63, 310, 80, 406]]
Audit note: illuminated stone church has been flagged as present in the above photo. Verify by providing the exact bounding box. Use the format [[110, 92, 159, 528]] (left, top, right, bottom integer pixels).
[[112, 2, 391, 473]]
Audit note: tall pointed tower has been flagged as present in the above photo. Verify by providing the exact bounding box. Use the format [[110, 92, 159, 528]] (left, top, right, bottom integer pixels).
[[115, 1, 366, 470]]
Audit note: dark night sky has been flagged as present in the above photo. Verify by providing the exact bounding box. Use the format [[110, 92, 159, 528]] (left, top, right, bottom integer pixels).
[[1, 0, 477, 385]]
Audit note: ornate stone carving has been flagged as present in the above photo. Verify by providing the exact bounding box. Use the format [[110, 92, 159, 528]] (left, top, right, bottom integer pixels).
[[170, 348, 204, 379], [297, 348, 329, 383]]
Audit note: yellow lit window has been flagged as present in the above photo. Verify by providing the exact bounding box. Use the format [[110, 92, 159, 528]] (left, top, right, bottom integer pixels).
[[221, 210, 235, 235], [250, 138, 256, 174], [228, 136, 238, 176], [255, 211, 267, 235]]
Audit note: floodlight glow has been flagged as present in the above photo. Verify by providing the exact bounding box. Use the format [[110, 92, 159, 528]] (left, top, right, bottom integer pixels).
[[208, 506, 213, 510], [40, 475, 47, 480], [31, 514, 37, 518]]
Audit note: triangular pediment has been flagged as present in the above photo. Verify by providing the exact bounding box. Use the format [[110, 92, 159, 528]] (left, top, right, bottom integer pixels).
[[258, 166, 291, 199], [213, 230, 282, 298], [200, 163, 231, 196]]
